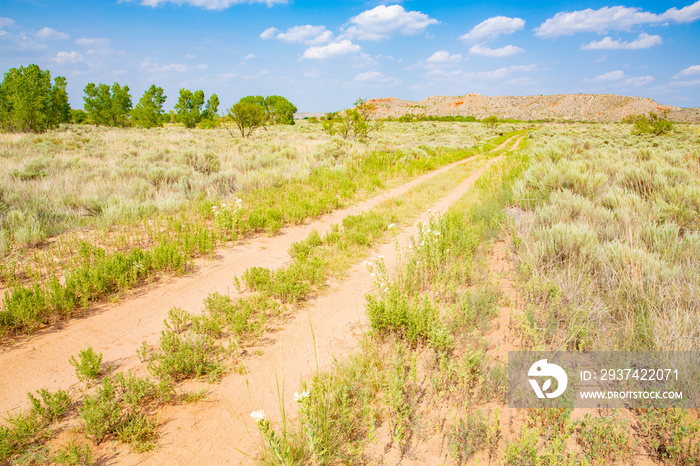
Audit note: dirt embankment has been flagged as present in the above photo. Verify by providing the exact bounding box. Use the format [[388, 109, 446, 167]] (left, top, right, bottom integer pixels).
[[367, 94, 699, 123]]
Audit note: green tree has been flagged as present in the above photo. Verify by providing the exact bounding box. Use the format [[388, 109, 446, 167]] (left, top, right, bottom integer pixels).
[[0, 64, 71, 133], [131, 85, 167, 128], [321, 98, 377, 141], [110, 83, 132, 126], [83, 82, 132, 126], [482, 115, 499, 129], [202, 93, 220, 121], [226, 97, 267, 138], [174, 88, 205, 128], [264, 95, 297, 125], [628, 111, 673, 136]]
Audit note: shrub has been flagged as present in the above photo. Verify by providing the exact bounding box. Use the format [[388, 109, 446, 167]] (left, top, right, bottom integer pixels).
[[69, 347, 103, 382]]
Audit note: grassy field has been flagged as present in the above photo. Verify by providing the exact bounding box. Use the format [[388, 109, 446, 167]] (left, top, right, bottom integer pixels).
[[1, 119, 699, 463], [0, 121, 524, 336]]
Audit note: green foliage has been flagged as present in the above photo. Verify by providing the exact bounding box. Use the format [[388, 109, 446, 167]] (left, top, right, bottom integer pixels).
[[69, 347, 103, 382], [448, 410, 499, 464], [0, 410, 46, 462], [227, 97, 268, 137], [52, 441, 93, 465], [637, 408, 700, 463], [322, 98, 377, 141], [83, 82, 132, 126], [0, 64, 70, 133], [575, 413, 633, 463], [70, 109, 88, 124], [79, 371, 162, 450], [145, 326, 225, 382], [264, 95, 297, 125], [482, 115, 500, 129], [367, 289, 451, 351], [175, 88, 205, 128], [626, 111, 673, 136], [27, 388, 72, 423], [392, 114, 477, 123], [131, 84, 167, 128], [184, 150, 220, 174]]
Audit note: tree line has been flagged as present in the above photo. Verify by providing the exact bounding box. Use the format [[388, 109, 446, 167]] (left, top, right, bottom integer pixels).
[[0, 64, 297, 137]]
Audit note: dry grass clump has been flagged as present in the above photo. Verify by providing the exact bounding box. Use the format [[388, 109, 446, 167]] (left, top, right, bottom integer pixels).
[[512, 123, 700, 351]]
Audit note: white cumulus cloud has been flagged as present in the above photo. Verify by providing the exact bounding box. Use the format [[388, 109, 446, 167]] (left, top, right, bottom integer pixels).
[[0, 17, 15, 29], [535, 1, 700, 38], [459, 16, 525, 41], [581, 32, 662, 50], [426, 50, 463, 64], [301, 39, 361, 60], [342, 5, 439, 41], [353, 71, 400, 84], [624, 75, 654, 87], [260, 25, 333, 45], [469, 43, 524, 57], [54, 51, 84, 64], [591, 70, 626, 81], [36, 27, 69, 40], [75, 37, 125, 56], [674, 64, 700, 78]]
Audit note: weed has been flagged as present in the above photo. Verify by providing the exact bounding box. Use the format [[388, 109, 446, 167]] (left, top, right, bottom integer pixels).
[[637, 408, 700, 463], [52, 440, 93, 465], [28, 388, 72, 422], [146, 328, 226, 382], [448, 409, 499, 464], [79, 371, 163, 450], [69, 347, 103, 382], [180, 388, 207, 403], [575, 412, 633, 464]]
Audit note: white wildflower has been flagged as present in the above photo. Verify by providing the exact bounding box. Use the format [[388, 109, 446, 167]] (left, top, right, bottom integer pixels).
[[250, 409, 266, 423], [388, 223, 395, 229], [434, 231, 440, 236], [294, 389, 310, 402]]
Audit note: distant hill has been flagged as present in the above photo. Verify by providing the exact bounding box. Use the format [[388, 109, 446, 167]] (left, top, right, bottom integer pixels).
[[365, 94, 700, 123]]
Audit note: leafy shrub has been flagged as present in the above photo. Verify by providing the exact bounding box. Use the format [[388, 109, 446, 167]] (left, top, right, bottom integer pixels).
[[28, 388, 71, 423], [79, 371, 163, 450], [626, 111, 673, 136], [146, 328, 225, 382], [69, 347, 103, 382]]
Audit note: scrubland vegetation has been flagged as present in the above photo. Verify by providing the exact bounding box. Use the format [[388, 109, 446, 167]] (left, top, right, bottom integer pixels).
[[1, 113, 699, 463], [0, 120, 521, 336], [249, 122, 700, 464]]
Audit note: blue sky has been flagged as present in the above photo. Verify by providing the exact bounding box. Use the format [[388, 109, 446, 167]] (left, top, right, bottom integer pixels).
[[1, 0, 699, 112]]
